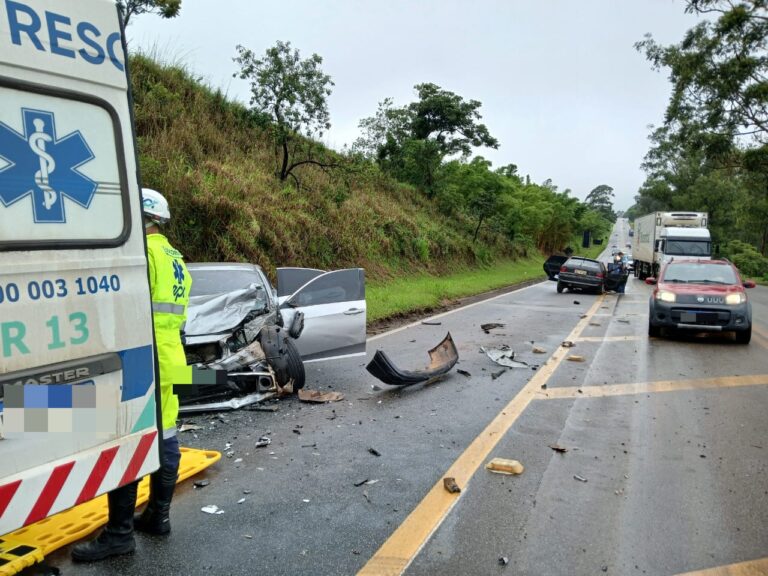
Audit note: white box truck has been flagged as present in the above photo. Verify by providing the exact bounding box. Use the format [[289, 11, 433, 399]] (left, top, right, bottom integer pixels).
[[0, 0, 160, 537], [633, 211, 711, 279]]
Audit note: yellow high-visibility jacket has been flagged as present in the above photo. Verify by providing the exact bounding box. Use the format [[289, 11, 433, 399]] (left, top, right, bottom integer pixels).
[[147, 233, 192, 436]]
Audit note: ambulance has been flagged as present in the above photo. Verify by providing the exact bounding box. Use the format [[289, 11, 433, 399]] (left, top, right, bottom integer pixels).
[[0, 0, 160, 536]]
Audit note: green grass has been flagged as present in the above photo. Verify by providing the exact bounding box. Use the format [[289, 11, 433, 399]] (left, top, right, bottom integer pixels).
[[366, 256, 546, 323]]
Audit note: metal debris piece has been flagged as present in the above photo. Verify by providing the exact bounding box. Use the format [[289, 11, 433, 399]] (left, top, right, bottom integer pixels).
[[573, 474, 588, 483], [567, 355, 586, 362], [179, 423, 204, 432], [179, 391, 276, 414], [485, 458, 524, 475], [201, 505, 224, 514], [193, 480, 210, 489], [255, 436, 271, 448], [480, 345, 529, 369], [549, 444, 568, 453], [443, 477, 461, 494], [366, 333, 459, 386], [561, 341, 575, 348], [298, 389, 345, 403], [368, 447, 381, 457], [481, 322, 505, 333], [249, 404, 279, 413], [457, 369, 471, 378], [532, 346, 547, 354]]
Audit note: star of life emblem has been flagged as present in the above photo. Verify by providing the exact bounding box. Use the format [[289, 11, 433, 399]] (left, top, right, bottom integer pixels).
[[0, 108, 97, 223]]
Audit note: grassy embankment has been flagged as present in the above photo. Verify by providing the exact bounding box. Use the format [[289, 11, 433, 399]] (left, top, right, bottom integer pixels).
[[130, 54, 600, 324]]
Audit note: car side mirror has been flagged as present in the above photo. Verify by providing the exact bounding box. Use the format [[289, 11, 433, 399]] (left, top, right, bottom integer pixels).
[[645, 277, 657, 285], [743, 280, 756, 289]]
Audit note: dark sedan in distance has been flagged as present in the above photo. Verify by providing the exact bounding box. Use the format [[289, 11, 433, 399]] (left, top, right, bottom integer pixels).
[[556, 257, 607, 294]]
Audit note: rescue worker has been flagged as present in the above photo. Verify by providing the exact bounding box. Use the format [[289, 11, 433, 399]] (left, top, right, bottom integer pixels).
[[72, 188, 191, 562]]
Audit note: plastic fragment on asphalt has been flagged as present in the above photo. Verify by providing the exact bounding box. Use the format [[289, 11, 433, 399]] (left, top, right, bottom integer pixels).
[[567, 355, 586, 362], [255, 436, 271, 448], [485, 458, 524, 475], [179, 423, 204, 432], [201, 505, 224, 514], [480, 345, 529, 368], [354, 478, 369, 487], [366, 333, 459, 386], [237, 498, 246, 504], [574, 475, 588, 483], [457, 369, 471, 378], [573, 300, 580, 305], [421, 320, 442, 325], [368, 447, 381, 457], [491, 369, 506, 380], [532, 346, 546, 354], [298, 389, 345, 403], [549, 444, 568, 453], [443, 477, 461, 494], [480, 322, 505, 333], [561, 341, 575, 348], [193, 480, 210, 488], [499, 557, 509, 566], [302, 499, 310, 503]]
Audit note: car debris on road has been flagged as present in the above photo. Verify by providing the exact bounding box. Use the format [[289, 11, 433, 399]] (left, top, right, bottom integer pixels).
[[480, 345, 529, 369], [366, 333, 459, 386], [485, 458, 524, 475], [297, 389, 345, 403]]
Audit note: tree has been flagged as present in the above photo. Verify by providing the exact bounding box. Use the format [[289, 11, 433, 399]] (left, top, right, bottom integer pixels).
[[584, 184, 615, 220], [354, 83, 498, 195], [234, 41, 335, 185], [118, 0, 181, 27]]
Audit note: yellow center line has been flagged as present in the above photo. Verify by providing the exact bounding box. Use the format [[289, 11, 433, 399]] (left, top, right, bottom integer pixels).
[[674, 556, 768, 576], [357, 295, 607, 576], [538, 374, 768, 400]]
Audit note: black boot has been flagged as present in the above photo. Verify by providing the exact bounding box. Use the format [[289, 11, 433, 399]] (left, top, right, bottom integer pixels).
[[71, 483, 137, 562], [134, 465, 177, 535]]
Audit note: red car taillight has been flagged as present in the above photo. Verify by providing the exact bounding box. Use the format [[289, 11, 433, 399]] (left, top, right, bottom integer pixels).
[[560, 266, 567, 272], [596, 272, 604, 278]]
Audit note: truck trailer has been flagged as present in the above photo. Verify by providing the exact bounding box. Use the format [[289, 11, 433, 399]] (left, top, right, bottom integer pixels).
[[633, 212, 711, 279]]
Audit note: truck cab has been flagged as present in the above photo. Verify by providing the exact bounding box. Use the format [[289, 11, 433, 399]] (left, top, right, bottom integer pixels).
[[656, 227, 712, 266]]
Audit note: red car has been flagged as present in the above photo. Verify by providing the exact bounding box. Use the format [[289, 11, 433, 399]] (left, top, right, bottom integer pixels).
[[645, 259, 756, 343]]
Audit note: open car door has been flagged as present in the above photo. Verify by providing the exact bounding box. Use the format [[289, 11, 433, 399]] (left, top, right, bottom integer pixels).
[[543, 255, 568, 281], [278, 268, 366, 362]]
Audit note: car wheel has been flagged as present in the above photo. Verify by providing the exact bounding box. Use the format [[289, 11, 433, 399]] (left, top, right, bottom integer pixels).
[[648, 322, 661, 338], [735, 326, 751, 344], [285, 338, 306, 389], [556, 282, 565, 293]]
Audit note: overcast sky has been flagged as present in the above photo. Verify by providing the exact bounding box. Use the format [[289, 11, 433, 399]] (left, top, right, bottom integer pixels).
[[129, 1, 703, 210]]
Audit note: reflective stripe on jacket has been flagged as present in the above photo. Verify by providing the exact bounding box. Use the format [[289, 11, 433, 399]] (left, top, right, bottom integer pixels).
[[147, 233, 192, 435]]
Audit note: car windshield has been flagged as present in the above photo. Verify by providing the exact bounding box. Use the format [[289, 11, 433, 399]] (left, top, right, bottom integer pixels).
[[662, 263, 737, 285], [189, 268, 267, 296], [665, 239, 711, 257]]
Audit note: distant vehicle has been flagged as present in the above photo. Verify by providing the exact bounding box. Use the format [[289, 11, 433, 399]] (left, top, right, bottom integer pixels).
[[628, 228, 634, 237], [645, 259, 755, 343], [555, 256, 620, 294], [625, 254, 634, 272], [634, 212, 710, 279]]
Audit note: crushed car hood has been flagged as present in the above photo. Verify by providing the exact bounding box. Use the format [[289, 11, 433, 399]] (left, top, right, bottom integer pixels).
[[185, 286, 269, 345]]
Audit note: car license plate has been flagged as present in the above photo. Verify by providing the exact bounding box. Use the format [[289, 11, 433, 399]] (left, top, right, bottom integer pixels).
[[575, 270, 587, 276], [681, 311, 696, 323]]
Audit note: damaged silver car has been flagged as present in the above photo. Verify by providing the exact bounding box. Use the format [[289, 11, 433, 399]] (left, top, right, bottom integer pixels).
[[179, 263, 366, 412]]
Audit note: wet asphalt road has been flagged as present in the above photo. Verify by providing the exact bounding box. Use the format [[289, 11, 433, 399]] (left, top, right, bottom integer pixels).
[[48, 221, 768, 576]]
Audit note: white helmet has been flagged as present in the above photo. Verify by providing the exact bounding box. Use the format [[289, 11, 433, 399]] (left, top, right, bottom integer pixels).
[[141, 188, 170, 225]]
